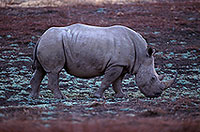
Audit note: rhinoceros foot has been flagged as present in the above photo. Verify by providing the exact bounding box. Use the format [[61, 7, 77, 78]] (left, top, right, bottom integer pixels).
[[114, 92, 126, 98], [29, 92, 39, 99], [54, 93, 66, 99], [93, 92, 104, 98]]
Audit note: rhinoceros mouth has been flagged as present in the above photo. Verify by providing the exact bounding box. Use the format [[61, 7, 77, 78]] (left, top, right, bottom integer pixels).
[[139, 86, 163, 98]]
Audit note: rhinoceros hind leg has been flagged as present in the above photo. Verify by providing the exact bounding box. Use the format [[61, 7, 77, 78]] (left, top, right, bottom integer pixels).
[[94, 66, 123, 98], [30, 67, 46, 98], [48, 72, 66, 99], [112, 75, 126, 98]]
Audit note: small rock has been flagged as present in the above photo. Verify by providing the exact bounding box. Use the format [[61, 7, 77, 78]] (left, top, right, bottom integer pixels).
[[89, 101, 105, 107], [188, 17, 196, 21], [166, 63, 173, 68], [31, 36, 36, 40], [180, 41, 187, 45], [116, 12, 124, 16], [120, 108, 130, 111], [96, 8, 106, 13], [153, 31, 160, 35], [6, 35, 12, 38]]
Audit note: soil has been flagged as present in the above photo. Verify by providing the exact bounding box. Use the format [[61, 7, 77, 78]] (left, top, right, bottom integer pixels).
[[0, 0, 200, 132]]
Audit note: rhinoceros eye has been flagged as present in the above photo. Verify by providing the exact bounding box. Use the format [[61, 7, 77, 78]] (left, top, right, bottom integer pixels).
[[151, 75, 157, 82]]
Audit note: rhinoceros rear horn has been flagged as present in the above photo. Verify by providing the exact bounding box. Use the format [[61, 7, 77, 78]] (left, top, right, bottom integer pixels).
[[162, 72, 178, 90]]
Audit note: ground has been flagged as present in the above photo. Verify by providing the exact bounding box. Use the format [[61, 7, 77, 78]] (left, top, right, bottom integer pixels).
[[0, 0, 200, 131]]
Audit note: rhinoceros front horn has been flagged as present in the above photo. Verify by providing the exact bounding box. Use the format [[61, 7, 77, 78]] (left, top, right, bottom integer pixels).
[[162, 72, 178, 90]]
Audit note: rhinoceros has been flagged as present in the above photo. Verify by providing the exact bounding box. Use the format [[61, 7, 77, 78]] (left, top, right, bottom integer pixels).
[[30, 23, 176, 99]]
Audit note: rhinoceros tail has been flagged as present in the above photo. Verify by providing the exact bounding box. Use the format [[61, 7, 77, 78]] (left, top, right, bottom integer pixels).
[[32, 38, 41, 71]]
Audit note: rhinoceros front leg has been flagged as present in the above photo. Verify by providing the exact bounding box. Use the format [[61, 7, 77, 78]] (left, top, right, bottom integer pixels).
[[112, 74, 126, 98], [48, 72, 66, 99], [94, 66, 123, 98], [30, 68, 45, 98]]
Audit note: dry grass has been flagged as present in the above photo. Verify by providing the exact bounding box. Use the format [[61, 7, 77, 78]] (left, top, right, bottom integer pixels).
[[0, 0, 156, 7]]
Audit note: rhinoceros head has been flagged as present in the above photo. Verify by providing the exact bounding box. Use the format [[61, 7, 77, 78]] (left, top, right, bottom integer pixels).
[[135, 47, 176, 98]]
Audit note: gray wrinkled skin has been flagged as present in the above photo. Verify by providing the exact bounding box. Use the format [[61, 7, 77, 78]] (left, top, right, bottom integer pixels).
[[30, 23, 170, 99]]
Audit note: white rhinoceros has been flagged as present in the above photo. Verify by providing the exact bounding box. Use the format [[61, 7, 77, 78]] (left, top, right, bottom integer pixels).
[[30, 23, 176, 99]]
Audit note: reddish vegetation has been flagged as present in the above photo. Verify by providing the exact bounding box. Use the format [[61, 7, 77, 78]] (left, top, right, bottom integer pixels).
[[0, 117, 200, 132], [0, 0, 199, 132]]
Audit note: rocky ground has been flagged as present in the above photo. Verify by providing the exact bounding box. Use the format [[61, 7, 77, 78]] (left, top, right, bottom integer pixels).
[[0, 0, 199, 131]]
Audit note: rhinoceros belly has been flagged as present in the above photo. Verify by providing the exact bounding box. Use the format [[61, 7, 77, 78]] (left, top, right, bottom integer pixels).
[[65, 61, 104, 78]]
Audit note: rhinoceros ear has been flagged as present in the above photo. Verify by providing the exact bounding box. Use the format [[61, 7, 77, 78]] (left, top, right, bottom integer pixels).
[[146, 47, 155, 57]]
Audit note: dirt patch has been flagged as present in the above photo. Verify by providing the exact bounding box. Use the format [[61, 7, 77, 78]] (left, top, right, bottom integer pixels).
[[0, 0, 200, 131]]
